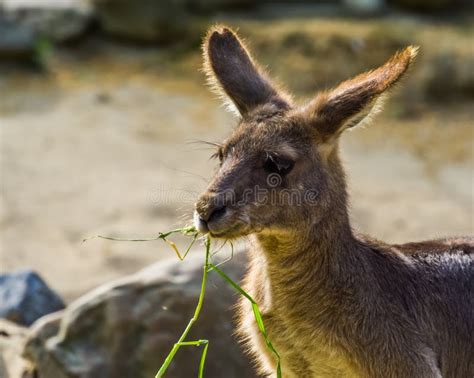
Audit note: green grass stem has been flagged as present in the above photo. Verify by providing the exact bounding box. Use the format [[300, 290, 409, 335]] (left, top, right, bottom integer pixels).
[[85, 226, 281, 377]]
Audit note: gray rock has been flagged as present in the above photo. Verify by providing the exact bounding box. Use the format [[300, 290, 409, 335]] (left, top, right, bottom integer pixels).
[[0, 319, 33, 378], [23, 312, 64, 378], [93, 0, 254, 43], [0, 14, 36, 59], [343, 0, 386, 14], [24, 251, 257, 378], [425, 51, 474, 101], [0, 0, 93, 43], [0, 270, 65, 326], [94, 0, 196, 43]]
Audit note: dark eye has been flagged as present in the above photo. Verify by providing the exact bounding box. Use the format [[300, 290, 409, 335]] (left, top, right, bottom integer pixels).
[[263, 155, 294, 175]]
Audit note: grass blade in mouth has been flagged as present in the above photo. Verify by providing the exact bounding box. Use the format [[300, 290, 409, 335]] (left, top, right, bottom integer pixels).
[[85, 227, 281, 377]]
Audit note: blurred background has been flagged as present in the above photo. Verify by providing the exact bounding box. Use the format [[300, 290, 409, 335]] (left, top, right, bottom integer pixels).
[[0, 0, 473, 377]]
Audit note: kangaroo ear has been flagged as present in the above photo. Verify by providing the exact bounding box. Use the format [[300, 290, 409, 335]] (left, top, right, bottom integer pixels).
[[203, 25, 290, 116], [306, 46, 419, 141]]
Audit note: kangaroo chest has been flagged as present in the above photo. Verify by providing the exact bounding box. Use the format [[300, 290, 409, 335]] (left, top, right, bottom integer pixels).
[[239, 288, 362, 378]]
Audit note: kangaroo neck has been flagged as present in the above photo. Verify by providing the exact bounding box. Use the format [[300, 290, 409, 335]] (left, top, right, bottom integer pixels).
[[248, 206, 359, 305]]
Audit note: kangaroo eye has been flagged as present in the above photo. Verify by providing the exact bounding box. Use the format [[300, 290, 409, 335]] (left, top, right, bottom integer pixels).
[[263, 155, 294, 175]]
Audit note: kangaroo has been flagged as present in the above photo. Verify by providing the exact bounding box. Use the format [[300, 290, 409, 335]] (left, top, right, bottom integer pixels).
[[194, 25, 473, 378]]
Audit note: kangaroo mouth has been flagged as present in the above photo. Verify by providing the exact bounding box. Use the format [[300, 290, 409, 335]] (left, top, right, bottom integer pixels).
[[209, 222, 246, 239], [194, 212, 247, 239]]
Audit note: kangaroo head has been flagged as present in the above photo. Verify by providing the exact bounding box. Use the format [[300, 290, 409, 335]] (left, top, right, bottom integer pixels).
[[194, 25, 418, 239]]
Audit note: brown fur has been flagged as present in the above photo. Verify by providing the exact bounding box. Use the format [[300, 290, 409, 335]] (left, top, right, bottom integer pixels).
[[195, 25, 473, 377]]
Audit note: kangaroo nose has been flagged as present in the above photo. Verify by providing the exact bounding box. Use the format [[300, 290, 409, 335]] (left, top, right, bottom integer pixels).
[[195, 194, 228, 223], [209, 204, 227, 222], [199, 204, 227, 223], [195, 195, 228, 234], [195, 202, 227, 234]]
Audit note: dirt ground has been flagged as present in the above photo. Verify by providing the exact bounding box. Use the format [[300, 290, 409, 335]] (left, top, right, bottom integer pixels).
[[1, 18, 473, 301]]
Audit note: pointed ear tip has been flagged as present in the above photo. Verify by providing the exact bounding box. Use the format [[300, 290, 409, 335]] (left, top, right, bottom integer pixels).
[[205, 24, 236, 45], [386, 45, 419, 70], [395, 46, 419, 66], [407, 45, 420, 60]]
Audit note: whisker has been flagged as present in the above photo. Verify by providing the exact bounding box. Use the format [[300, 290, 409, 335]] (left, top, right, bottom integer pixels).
[[185, 139, 223, 149], [161, 165, 209, 182]]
